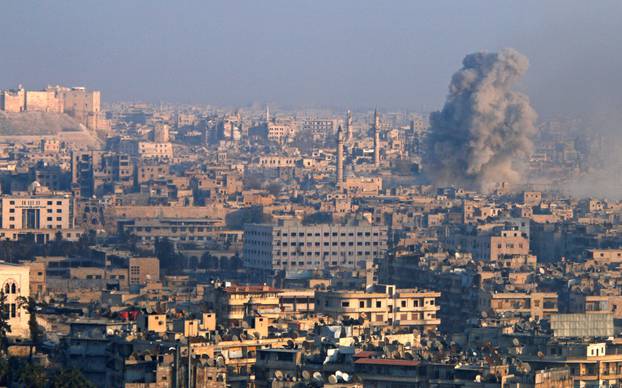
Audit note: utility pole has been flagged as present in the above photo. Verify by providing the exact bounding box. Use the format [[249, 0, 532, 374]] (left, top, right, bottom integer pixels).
[[174, 343, 180, 388], [187, 340, 192, 388]]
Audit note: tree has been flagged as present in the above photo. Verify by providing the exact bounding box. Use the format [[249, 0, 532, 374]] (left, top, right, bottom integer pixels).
[[18, 296, 42, 359], [15, 362, 46, 388], [155, 238, 182, 271], [50, 368, 95, 388], [0, 291, 11, 353]]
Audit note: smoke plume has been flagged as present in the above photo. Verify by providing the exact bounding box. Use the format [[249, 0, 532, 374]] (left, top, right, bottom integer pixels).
[[426, 48, 538, 192]]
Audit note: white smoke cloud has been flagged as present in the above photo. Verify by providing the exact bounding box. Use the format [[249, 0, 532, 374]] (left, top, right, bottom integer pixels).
[[425, 48, 538, 192]]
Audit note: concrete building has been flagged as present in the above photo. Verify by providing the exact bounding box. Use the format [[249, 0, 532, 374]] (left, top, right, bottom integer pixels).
[[482, 291, 558, 321], [128, 257, 160, 286], [0, 183, 81, 242], [315, 284, 441, 331], [267, 123, 295, 143], [243, 220, 388, 275]]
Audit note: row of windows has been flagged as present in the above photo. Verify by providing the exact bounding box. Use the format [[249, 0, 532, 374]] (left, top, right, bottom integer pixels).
[[336, 299, 434, 309], [5, 225, 64, 229], [279, 231, 379, 237], [278, 260, 354, 267], [1, 303, 17, 319], [8, 208, 62, 214], [279, 241, 378, 247], [277, 251, 377, 257], [7, 200, 63, 206]]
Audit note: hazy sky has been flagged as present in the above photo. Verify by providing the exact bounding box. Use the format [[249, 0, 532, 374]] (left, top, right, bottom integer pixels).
[[1, 1, 621, 117]]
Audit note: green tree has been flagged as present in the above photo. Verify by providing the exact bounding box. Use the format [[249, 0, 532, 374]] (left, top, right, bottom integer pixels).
[[15, 362, 46, 388], [0, 291, 11, 353], [155, 238, 182, 271], [50, 368, 96, 388], [18, 296, 42, 359], [0, 356, 8, 385]]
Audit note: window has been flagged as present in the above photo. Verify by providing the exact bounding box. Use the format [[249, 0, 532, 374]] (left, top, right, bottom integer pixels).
[[341, 301, 350, 307], [376, 301, 381, 308], [359, 301, 365, 308]]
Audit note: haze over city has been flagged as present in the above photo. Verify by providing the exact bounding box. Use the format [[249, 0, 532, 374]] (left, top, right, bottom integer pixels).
[[1, 1, 621, 117]]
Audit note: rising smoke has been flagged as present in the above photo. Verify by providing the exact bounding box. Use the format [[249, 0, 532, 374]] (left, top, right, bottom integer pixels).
[[425, 48, 538, 192]]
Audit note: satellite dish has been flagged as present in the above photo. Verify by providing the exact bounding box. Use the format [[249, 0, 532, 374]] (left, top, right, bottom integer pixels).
[[522, 362, 532, 373], [302, 370, 311, 381], [274, 370, 284, 381], [216, 355, 225, 367], [232, 335, 239, 341], [537, 351, 545, 359], [207, 358, 215, 367], [286, 339, 295, 349], [512, 338, 521, 347], [312, 371, 323, 382], [481, 311, 488, 319], [328, 375, 338, 384]]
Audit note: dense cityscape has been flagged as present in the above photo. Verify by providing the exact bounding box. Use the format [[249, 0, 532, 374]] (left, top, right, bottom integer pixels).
[[1, 2, 622, 388]]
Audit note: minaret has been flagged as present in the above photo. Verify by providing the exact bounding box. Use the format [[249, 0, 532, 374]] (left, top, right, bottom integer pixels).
[[373, 109, 380, 167], [266, 105, 270, 123], [336, 125, 344, 191], [345, 110, 353, 143]]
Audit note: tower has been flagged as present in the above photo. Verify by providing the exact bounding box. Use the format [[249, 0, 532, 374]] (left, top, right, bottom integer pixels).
[[373, 109, 380, 167], [336, 126, 344, 191], [345, 110, 353, 143]]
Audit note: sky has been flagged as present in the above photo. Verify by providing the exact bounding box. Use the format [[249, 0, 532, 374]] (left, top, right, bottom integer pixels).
[[1, 1, 621, 117]]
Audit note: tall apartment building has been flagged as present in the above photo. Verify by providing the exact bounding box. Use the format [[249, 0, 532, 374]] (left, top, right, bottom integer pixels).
[[243, 220, 388, 275], [0, 183, 80, 242]]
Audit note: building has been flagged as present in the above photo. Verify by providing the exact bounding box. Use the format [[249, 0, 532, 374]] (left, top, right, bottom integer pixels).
[[315, 284, 441, 331], [482, 292, 558, 321], [243, 220, 388, 275], [128, 257, 160, 286], [118, 218, 242, 249], [137, 141, 174, 160], [0, 263, 30, 338], [0, 182, 81, 242], [1, 85, 104, 129], [267, 123, 295, 143], [205, 284, 281, 326]]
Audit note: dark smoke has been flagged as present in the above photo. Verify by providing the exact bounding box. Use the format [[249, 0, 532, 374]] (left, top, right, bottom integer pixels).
[[426, 48, 538, 192]]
